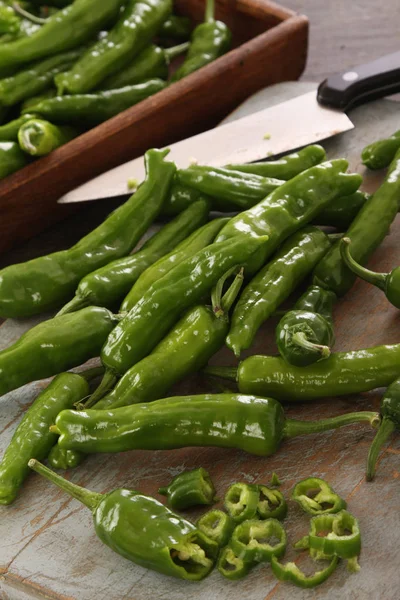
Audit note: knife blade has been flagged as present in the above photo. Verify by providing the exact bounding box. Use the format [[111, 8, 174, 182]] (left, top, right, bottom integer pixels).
[[59, 51, 400, 204]]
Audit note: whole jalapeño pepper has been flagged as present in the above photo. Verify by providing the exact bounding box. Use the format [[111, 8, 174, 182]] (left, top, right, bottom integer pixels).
[[170, 0, 231, 82], [0, 149, 176, 318], [28, 460, 218, 581], [55, 0, 172, 94]]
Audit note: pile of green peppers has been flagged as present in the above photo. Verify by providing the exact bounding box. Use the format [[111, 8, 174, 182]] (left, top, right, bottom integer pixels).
[[0, 0, 232, 178], [0, 130, 400, 587]]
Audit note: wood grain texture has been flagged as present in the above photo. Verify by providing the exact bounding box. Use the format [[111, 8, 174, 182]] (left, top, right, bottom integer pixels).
[[0, 0, 308, 255]]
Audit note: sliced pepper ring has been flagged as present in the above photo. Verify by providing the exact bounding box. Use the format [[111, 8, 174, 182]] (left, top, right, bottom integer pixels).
[[217, 546, 253, 580], [224, 482, 260, 523], [257, 485, 287, 520], [292, 477, 346, 515], [229, 518, 287, 563], [271, 555, 339, 589], [196, 509, 234, 547], [158, 467, 216, 511]]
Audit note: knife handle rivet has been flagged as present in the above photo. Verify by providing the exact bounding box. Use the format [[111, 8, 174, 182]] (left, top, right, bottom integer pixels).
[[342, 71, 359, 82]]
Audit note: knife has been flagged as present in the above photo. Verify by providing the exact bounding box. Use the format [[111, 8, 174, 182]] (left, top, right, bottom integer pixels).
[[59, 51, 400, 204]]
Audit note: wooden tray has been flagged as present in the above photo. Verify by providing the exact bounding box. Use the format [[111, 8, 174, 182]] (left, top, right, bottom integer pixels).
[[0, 0, 308, 254]]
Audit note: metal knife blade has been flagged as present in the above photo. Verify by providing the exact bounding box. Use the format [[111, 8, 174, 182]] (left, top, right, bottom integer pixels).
[[58, 90, 353, 204]]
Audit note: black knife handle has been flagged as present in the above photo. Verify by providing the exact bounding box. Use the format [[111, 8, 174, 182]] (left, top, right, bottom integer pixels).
[[317, 51, 400, 111]]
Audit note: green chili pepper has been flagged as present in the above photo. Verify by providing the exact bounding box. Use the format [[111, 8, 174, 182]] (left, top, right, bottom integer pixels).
[[160, 181, 211, 217], [226, 145, 326, 179], [217, 546, 253, 580], [0, 0, 124, 72], [226, 226, 333, 357], [89, 265, 244, 411], [276, 285, 337, 367], [315, 191, 371, 229], [23, 79, 167, 126], [224, 482, 260, 523], [295, 510, 361, 572], [0, 2, 20, 34], [197, 510, 233, 547], [205, 344, 400, 402], [0, 113, 37, 141], [0, 148, 175, 318], [362, 130, 400, 170], [257, 486, 287, 520], [230, 518, 287, 563], [91, 234, 267, 403], [51, 394, 377, 458], [100, 42, 188, 90], [170, 0, 231, 82], [367, 377, 400, 481], [47, 445, 84, 470], [159, 467, 216, 510], [270, 472, 281, 487], [0, 368, 101, 504], [158, 15, 192, 42], [58, 199, 209, 315], [215, 159, 362, 275], [178, 165, 284, 209], [340, 237, 400, 308], [271, 555, 339, 588], [55, 0, 172, 94], [0, 306, 118, 398], [292, 477, 346, 515], [18, 119, 77, 156], [28, 460, 218, 580], [0, 140, 27, 179], [21, 89, 57, 112], [0, 48, 82, 106], [313, 149, 400, 296]]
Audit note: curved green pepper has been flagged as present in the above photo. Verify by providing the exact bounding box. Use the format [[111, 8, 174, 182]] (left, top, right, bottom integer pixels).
[[170, 0, 231, 82], [100, 42, 188, 90], [292, 477, 346, 515], [0, 370, 97, 504], [51, 393, 377, 456], [0, 141, 27, 179], [18, 119, 78, 156], [230, 518, 287, 563], [159, 467, 216, 510], [158, 15, 192, 42], [217, 546, 253, 580], [224, 482, 260, 523], [0, 0, 124, 72], [0, 306, 117, 398], [28, 460, 218, 580], [276, 285, 337, 367], [313, 148, 400, 296], [367, 377, 400, 481], [91, 234, 267, 402], [0, 48, 82, 106], [257, 485, 287, 520], [55, 0, 172, 94], [0, 113, 37, 141], [21, 89, 57, 112], [197, 510, 234, 547], [0, 148, 175, 318], [58, 198, 209, 314], [23, 79, 167, 126], [205, 344, 400, 403], [340, 236, 400, 308], [227, 226, 333, 357], [315, 190, 371, 229], [271, 555, 339, 589], [361, 130, 400, 170]]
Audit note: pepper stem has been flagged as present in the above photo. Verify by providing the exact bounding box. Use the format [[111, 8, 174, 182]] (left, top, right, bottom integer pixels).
[[366, 416, 396, 481], [28, 459, 102, 511], [56, 295, 90, 316], [205, 0, 215, 22], [340, 237, 387, 291], [221, 267, 244, 313], [211, 266, 241, 318], [84, 370, 118, 409], [12, 3, 47, 24], [164, 42, 190, 62], [284, 411, 379, 439], [292, 332, 331, 359], [203, 365, 238, 381]]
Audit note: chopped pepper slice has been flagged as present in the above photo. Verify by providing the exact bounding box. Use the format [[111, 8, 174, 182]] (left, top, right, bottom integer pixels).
[[292, 477, 346, 515], [257, 486, 287, 520], [158, 467, 216, 511], [196, 509, 233, 547], [270, 472, 282, 487], [229, 518, 287, 563], [224, 482, 259, 523], [271, 555, 339, 588], [217, 546, 253, 580]]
